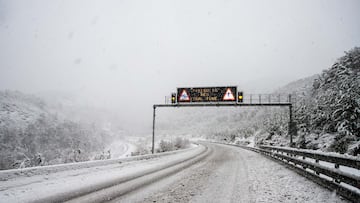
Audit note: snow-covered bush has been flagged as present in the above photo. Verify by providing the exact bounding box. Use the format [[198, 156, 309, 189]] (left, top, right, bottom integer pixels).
[[158, 140, 175, 152], [174, 137, 190, 149], [157, 137, 190, 153]]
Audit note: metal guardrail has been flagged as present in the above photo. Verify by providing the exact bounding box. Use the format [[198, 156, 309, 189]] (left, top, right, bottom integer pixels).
[[233, 144, 360, 203], [260, 145, 360, 170]]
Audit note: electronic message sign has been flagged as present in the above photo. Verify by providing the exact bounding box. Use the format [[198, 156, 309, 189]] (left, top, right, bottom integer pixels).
[[177, 86, 237, 103]]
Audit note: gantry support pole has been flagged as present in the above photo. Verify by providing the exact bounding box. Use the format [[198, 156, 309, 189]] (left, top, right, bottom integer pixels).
[[288, 94, 294, 147], [289, 104, 293, 147], [152, 105, 156, 154]]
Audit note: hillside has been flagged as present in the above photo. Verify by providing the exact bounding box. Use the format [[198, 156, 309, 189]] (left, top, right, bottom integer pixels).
[[157, 47, 360, 156], [273, 74, 319, 95], [249, 47, 360, 155], [293, 47, 360, 155], [0, 91, 48, 129], [0, 91, 113, 170]]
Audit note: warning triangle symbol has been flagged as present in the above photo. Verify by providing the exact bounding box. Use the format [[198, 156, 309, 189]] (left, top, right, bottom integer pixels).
[[179, 89, 190, 101], [223, 88, 235, 101]]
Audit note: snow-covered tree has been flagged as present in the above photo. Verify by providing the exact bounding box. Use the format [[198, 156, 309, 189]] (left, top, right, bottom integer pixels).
[[294, 47, 360, 154]]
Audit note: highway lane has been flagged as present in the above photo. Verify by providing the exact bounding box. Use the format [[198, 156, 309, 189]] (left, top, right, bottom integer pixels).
[[112, 142, 348, 203]]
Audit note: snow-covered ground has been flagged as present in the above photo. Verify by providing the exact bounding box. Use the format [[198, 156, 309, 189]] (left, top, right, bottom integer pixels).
[[0, 145, 205, 202], [105, 140, 137, 158]]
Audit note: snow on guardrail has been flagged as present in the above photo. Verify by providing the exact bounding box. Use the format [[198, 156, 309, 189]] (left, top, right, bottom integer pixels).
[[238, 144, 360, 203], [214, 141, 359, 203]]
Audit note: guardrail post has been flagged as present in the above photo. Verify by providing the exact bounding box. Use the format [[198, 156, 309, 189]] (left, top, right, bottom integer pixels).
[[315, 159, 320, 175], [152, 105, 156, 154]]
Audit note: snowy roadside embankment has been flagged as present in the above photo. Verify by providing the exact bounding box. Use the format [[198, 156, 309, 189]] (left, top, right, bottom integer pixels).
[[0, 144, 204, 203], [226, 142, 360, 202], [0, 143, 198, 181]]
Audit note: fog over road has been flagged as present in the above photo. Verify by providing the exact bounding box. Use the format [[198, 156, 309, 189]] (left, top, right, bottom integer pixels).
[[114, 143, 346, 203]]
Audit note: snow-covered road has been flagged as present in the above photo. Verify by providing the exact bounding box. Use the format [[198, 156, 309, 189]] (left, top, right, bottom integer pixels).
[[0, 144, 207, 203], [114, 143, 348, 203], [105, 140, 137, 159], [0, 142, 349, 202]]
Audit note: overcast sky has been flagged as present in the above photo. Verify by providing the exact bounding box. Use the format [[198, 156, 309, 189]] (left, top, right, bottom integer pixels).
[[1, 0, 359, 133]]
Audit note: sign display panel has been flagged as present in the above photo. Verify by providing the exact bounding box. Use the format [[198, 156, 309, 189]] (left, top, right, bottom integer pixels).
[[177, 86, 237, 103]]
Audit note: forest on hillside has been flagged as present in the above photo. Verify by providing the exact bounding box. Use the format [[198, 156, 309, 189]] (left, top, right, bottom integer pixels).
[[293, 47, 360, 154], [157, 47, 360, 156], [244, 47, 360, 155], [0, 91, 113, 170]]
